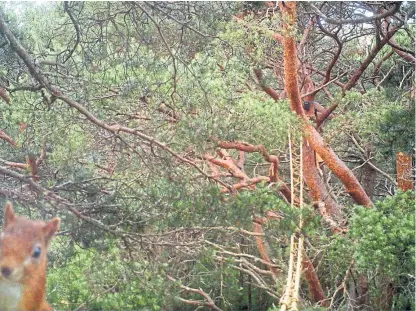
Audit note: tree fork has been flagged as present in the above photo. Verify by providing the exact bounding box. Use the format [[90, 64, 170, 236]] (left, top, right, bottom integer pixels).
[[280, 2, 372, 208]]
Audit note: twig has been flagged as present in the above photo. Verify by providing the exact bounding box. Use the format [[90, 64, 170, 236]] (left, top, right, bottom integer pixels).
[[309, 3, 401, 25], [167, 275, 224, 311], [0, 165, 129, 237], [349, 134, 397, 185], [63, 1, 81, 63], [301, 72, 348, 99], [329, 260, 355, 308], [0, 12, 232, 192]]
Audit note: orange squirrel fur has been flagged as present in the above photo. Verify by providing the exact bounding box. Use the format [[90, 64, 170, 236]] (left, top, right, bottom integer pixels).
[[0, 202, 60, 311]]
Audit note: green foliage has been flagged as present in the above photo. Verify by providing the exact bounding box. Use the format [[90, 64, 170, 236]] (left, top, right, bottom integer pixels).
[[327, 191, 415, 309], [219, 13, 283, 66], [376, 93, 415, 157], [0, 2, 414, 311], [351, 191, 415, 279], [326, 88, 414, 163], [48, 243, 165, 310], [172, 51, 301, 153]]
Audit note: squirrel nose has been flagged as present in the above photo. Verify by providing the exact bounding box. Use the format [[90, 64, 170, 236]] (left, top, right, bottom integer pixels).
[[1, 266, 12, 278]]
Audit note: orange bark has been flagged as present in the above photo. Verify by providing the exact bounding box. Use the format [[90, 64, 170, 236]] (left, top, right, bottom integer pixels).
[[280, 2, 305, 117], [210, 140, 298, 204], [0, 130, 17, 147], [254, 69, 281, 101], [204, 152, 247, 181], [221, 176, 270, 193], [205, 145, 285, 278], [27, 155, 40, 182], [396, 152, 414, 191], [303, 140, 342, 218], [305, 125, 372, 207], [217, 140, 279, 182], [302, 255, 329, 307], [278, 3, 330, 306], [253, 218, 280, 276], [4, 161, 27, 169], [280, 2, 372, 208]]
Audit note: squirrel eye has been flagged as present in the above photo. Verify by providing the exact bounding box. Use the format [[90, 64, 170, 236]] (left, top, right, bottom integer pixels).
[[32, 246, 41, 259]]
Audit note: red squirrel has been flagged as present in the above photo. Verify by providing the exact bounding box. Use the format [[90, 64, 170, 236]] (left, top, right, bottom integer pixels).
[[0, 202, 60, 311]]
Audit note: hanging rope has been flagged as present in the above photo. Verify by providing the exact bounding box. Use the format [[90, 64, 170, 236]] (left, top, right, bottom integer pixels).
[[281, 134, 304, 311]]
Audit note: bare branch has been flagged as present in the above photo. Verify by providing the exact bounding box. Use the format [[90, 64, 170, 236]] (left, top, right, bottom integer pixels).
[[0, 164, 128, 238], [0, 11, 232, 192], [0, 129, 17, 147], [309, 3, 401, 25], [254, 68, 281, 101], [62, 1, 81, 63], [167, 275, 224, 311]]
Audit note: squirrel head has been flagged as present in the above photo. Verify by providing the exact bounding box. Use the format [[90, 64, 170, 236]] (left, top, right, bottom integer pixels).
[[0, 202, 60, 284]]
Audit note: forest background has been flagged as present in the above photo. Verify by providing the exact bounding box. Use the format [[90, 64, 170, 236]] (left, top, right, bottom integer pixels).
[[0, 1, 414, 311]]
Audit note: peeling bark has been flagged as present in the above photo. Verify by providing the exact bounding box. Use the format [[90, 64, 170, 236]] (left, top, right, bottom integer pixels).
[[305, 125, 372, 207], [216, 140, 279, 182], [280, 2, 373, 208], [205, 141, 297, 204], [396, 152, 414, 191], [279, 3, 330, 306]]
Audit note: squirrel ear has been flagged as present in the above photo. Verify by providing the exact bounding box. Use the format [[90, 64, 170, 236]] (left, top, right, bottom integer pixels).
[[4, 202, 16, 228], [43, 217, 61, 244]]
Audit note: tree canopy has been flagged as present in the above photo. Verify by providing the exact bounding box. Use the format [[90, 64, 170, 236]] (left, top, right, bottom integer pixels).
[[0, 2, 414, 311]]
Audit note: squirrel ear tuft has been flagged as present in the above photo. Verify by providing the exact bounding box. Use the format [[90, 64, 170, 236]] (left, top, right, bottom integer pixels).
[[43, 217, 61, 243], [4, 202, 16, 228]]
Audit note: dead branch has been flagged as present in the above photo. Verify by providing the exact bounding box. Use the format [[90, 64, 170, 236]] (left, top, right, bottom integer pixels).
[[315, 18, 343, 93], [205, 240, 280, 268], [313, 201, 347, 234], [343, 22, 402, 91], [216, 140, 279, 182], [167, 275, 224, 311], [301, 73, 347, 99], [349, 134, 397, 185], [0, 164, 128, 238], [309, 3, 401, 25]]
